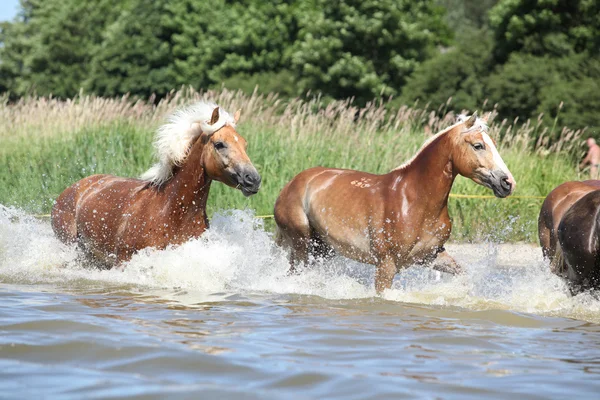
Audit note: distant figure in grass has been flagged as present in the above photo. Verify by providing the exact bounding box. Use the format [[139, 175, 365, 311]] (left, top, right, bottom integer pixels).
[[51, 102, 261, 267], [580, 138, 600, 179], [538, 180, 600, 293], [274, 113, 516, 293]]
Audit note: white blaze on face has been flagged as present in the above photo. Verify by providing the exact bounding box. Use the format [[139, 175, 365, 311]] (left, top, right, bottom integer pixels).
[[482, 132, 516, 192]]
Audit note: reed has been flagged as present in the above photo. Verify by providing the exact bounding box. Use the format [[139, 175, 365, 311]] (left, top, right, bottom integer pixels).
[[0, 88, 587, 241]]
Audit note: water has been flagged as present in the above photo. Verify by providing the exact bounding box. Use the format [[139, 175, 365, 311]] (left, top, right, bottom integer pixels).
[[1, 206, 600, 399]]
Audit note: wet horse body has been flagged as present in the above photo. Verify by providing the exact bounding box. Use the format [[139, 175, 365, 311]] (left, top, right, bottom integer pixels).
[[539, 180, 600, 291], [275, 115, 515, 293], [558, 191, 600, 290], [52, 104, 260, 266]]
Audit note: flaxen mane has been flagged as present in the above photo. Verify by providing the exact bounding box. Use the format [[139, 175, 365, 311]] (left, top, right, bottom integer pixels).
[[141, 102, 236, 185]]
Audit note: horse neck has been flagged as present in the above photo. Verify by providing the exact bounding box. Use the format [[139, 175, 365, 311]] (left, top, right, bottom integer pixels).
[[161, 137, 211, 220], [391, 132, 457, 210]]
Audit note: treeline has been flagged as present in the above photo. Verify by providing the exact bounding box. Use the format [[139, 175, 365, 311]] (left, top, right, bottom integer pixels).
[[0, 0, 599, 131]]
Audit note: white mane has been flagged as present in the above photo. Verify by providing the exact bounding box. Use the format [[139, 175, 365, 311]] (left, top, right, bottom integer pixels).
[[392, 114, 488, 171], [141, 101, 236, 185]]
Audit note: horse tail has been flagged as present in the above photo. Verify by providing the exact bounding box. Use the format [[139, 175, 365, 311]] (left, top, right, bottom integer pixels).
[[550, 244, 566, 277], [274, 226, 284, 247]]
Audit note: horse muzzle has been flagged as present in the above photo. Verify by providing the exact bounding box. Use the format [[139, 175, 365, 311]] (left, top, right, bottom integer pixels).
[[485, 170, 515, 198], [235, 165, 261, 197]]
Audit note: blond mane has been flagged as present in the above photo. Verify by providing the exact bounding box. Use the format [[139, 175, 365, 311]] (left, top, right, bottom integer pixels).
[[392, 114, 488, 171], [141, 102, 236, 185]]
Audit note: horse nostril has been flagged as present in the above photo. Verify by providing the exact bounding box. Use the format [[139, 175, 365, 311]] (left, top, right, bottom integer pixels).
[[243, 173, 259, 186], [501, 177, 511, 190]]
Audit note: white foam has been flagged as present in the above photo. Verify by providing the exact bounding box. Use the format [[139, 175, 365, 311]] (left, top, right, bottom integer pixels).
[[1, 205, 600, 322]]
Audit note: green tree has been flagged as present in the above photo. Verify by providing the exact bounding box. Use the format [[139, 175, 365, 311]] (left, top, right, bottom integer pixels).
[[437, 0, 498, 35], [0, 0, 128, 98], [167, 0, 298, 91], [290, 0, 451, 104], [0, 21, 24, 96], [486, 53, 600, 131], [400, 28, 493, 112], [536, 56, 600, 131], [489, 0, 600, 62], [85, 0, 177, 98]]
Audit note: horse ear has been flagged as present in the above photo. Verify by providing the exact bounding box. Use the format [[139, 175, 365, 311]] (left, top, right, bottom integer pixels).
[[234, 109, 241, 123], [464, 112, 477, 129], [210, 107, 220, 125], [481, 112, 491, 123]]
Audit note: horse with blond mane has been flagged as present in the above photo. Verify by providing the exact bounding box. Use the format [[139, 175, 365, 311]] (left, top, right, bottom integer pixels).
[[274, 114, 516, 293], [52, 102, 261, 266]]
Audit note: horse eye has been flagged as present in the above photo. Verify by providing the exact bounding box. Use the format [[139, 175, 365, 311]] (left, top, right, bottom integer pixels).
[[214, 141, 226, 150], [472, 143, 485, 151]]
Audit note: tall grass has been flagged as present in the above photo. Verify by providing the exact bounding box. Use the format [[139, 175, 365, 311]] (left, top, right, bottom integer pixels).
[[0, 88, 588, 242]]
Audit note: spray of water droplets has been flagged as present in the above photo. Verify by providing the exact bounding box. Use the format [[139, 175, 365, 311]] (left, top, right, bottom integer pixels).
[[1, 205, 600, 322]]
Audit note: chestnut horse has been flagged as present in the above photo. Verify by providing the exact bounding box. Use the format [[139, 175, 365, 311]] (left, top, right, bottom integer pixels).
[[538, 180, 600, 290], [274, 114, 516, 293], [51, 102, 261, 266]]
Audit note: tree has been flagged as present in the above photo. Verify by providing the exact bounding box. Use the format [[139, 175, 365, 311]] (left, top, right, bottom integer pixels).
[[0, 0, 128, 98], [167, 0, 298, 91], [400, 28, 493, 113], [536, 56, 600, 131], [85, 0, 177, 98], [437, 0, 498, 35], [290, 0, 451, 104], [489, 0, 600, 62]]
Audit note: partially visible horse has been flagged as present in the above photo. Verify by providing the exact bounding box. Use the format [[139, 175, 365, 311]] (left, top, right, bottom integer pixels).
[[538, 180, 600, 291], [51, 102, 261, 266], [274, 113, 516, 293]]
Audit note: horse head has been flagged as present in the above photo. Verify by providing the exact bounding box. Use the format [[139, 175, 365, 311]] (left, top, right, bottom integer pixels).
[[197, 107, 261, 197], [451, 113, 516, 198]]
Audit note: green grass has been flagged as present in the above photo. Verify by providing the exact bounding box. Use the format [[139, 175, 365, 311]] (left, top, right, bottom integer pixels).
[[0, 89, 586, 242]]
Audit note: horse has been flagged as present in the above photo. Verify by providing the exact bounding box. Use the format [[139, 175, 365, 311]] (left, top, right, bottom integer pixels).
[[274, 113, 516, 293], [557, 191, 600, 292], [538, 180, 600, 291], [51, 102, 261, 267]]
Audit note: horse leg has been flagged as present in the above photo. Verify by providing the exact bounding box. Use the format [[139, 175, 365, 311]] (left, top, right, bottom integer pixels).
[[431, 250, 463, 275], [310, 233, 335, 263], [275, 215, 311, 274], [75, 233, 114, 270], [51, 185, 78, 244], [375, 255, 396, 294]]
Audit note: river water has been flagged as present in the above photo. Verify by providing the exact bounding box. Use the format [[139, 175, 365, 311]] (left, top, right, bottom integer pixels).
[[1, 206, 599, 399]]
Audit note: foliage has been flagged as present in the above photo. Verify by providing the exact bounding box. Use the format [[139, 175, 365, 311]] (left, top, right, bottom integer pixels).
[[0, 0, 128, 98], [489, 0, 600, 62], [167, 0, 298, 91], [85, 0, 177, 98], [400, 28, 492, 113], [290, 0, 451, 103], [486, 53, 600, 131], [536, 58, 600, 132], [1, 0, 600, 133], [217, 70, 297, 98], [437, 0, 498, 34]]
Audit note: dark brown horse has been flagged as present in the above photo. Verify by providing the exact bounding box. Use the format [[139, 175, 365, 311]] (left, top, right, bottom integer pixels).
[[51, 102, 261, 266], [539, 180, 600, 291], [274, 114, 516, 293]]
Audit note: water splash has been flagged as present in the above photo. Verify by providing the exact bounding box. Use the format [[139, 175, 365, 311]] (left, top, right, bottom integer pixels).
[[1, 205, 599, 322]]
